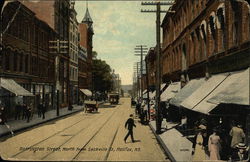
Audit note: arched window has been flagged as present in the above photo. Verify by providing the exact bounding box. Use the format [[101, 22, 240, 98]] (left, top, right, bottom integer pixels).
[[217, 7, 225, 48]]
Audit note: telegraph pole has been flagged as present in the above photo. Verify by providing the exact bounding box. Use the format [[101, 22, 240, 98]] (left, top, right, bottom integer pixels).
[[135, 45, 148, 102], [141, 0, 174, 134]]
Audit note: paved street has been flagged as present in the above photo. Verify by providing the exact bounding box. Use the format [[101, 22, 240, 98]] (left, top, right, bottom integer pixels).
[[0, 98, 168, 161]]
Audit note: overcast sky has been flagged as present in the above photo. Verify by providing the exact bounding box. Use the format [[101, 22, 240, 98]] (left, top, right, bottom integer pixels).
[[75, 1, 169, 85]]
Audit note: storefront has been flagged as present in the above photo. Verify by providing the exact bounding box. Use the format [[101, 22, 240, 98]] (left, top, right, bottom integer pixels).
[[0, 78, 34, 118]]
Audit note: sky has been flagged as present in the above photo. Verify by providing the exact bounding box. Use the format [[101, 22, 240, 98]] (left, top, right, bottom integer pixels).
[[75, 1, 169, 85]]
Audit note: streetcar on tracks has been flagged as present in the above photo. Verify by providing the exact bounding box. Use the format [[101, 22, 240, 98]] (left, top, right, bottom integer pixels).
[[108, 93, 119, 104]]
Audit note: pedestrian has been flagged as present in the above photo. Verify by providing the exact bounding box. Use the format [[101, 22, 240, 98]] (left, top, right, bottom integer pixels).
[[15, 102, 22, 120], [38, 102, 43, 118], [193, 130, 206, 161], [229, 123, 245, 159], [135, 103, 141, 116], [41, 103, 46, 119], [143, 103, 148, 124], [235, 143, 249, 161], [208, 128, 221, 160], [124, 114, 136, 143], [26, 104, 32, 123], [29, 103, 34, 120], [68, 101, 73, 111], [180, 115, 187, 135], [0, 105, 7, 125], [22, 104, 28, 120]]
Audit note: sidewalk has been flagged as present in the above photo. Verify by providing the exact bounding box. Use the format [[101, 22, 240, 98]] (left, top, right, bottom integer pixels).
[[0, 105, 84, 137], [149, 120, 193, 162], [0, 101, 105, 137]]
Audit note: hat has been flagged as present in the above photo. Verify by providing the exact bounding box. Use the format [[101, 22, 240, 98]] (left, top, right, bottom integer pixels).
[[236, 143, 247, 149], [198, 124, 206, 130]]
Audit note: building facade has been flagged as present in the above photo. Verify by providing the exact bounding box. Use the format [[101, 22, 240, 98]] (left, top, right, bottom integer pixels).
[[78, 7, 94, 91], [161, 0, 250, 84], [1, 1, 56, 117], [23, 0, 71, 107], [69, 1, 79, 105]]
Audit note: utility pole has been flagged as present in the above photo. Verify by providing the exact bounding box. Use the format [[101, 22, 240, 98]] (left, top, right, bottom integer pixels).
[[141, 0, 174, 134], [135, 45, 148, 102]]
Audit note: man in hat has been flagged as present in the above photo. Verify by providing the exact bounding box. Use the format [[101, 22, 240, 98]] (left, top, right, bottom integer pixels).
[[236, 143, 249, 161], [124, 114, 136, 143]]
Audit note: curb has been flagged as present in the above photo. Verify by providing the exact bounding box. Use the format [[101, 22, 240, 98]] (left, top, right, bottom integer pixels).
[[149, 122, 176, 162], [0, 109, 82, 138]]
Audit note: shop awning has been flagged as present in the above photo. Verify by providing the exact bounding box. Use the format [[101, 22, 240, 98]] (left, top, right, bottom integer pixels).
[[208, 68, 249, 106], [151, 83, 167, 99], [180, 73, 230, 111], [169, 78, 206, 107], [80, 89, 92, 97], [0, 78, 34, 96], [180, 69, 248, 115], [161, 82, 181, 101]]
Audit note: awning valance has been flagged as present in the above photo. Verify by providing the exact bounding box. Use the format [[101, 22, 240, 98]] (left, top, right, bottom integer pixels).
[[169, 78, 206, 107], [80, 89, 92, 97], [161, 82, 181, 101], [0, 78, 34, 96]]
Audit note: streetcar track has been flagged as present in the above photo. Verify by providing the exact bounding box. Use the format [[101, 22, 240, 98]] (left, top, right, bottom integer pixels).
[[103, 124, 121, 161], [11, 109, 110, 158], [72, 105, 124, 161], [42, 106, 121, 160]]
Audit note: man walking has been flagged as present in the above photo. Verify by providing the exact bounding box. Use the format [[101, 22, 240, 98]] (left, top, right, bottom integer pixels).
[[124, 114, 136, 143]]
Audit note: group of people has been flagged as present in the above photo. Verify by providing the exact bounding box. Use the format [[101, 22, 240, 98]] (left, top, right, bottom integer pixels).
[[134, 100, 149, 125], [193, 121, 248, 161], [14, 103, 33, 123], [12, 102, 46, 123]]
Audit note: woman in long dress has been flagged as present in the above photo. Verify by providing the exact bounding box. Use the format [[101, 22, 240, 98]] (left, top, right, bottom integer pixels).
[[208, 129, 221, 160], [193, 131, 206, 161]]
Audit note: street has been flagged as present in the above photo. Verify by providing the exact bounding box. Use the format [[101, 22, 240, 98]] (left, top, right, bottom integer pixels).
[[0, 98, 168, 161]]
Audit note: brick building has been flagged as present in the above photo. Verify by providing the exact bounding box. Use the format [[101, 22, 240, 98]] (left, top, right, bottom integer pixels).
[[159, 1, 250, 158], [1, 1, 56, 117], [145, 47, 156, 91], [23, 0, 71, 107], [78, 7, 94, 97], [161, 0, 250, 84]]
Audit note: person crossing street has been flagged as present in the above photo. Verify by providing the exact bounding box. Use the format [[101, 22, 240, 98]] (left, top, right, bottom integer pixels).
[[124, 114, 136, 143]]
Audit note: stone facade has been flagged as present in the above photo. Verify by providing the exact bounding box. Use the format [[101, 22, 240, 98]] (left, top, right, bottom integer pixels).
[[161, 0, 250, 84]]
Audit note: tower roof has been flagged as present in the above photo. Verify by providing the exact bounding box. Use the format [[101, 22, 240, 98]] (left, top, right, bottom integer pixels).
[[82, 8, 93, 24]]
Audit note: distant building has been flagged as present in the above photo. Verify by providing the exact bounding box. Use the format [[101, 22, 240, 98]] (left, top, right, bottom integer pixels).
[[69, 1, 79, 105], [78, 5, 94, 99]]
